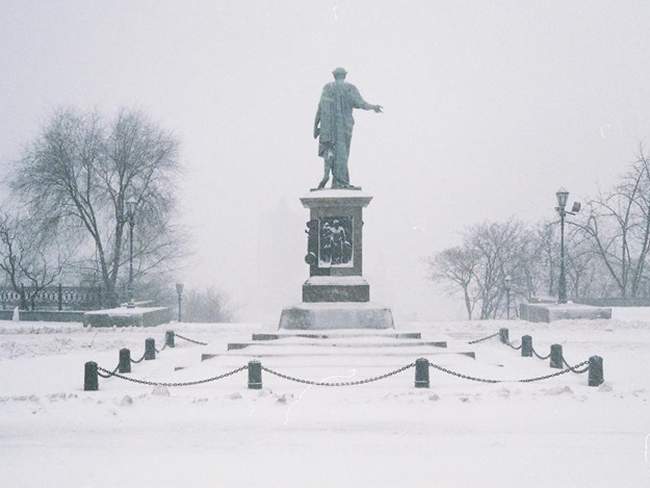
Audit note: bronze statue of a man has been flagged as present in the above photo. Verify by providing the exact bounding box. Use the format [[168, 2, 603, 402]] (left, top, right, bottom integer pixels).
[[313, 67, 382, 190]]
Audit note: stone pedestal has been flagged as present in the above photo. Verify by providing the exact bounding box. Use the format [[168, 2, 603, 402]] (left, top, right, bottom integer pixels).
[[278, 189, 394, 330]]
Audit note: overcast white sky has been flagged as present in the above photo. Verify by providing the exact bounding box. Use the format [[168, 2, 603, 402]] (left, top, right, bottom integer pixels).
[[2, 1, 650, 322]]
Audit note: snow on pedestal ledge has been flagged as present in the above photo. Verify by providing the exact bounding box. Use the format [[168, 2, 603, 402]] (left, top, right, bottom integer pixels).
[[278, 301, 395, 330]]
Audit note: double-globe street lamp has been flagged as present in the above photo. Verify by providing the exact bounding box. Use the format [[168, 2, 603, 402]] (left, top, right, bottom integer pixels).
[[125, 198, 137, 309], [555, 188, 580, 304]]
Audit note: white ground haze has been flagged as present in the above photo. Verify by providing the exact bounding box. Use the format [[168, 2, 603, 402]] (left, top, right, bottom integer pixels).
[[1, 310, 649, 487]]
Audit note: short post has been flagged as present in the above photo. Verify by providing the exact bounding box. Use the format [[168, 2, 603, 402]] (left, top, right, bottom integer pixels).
[[588, 355, 604, 387], [521, 335, 532, 357], [144, 338, 156, 360], [550, 344, 563, 369], [84, 361, 98, 391], [57, 283, 63, 311], [119, 348, 131, 373], [248, 360, 262, 389], [165, 330, 175, 348], [414, 358, 430, 388], [499, 328, 509, 344]]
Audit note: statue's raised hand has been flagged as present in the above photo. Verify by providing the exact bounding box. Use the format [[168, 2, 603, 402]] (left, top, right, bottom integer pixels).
[[373, 105, 383, 113]]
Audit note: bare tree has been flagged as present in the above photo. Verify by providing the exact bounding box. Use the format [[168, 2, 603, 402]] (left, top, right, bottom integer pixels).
[[430, 219, 538, 320], [11, 108, 183, 305], [429, 246, 479, 319], [0, 213, 73, 309], [567, 148, 650, 298]]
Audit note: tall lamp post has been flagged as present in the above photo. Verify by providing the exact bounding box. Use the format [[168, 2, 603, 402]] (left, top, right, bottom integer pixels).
[[555, 187, 580, 304], [125, 198, 137, 309], [175, 283, 184, 322], [504, 274, 512, 319]]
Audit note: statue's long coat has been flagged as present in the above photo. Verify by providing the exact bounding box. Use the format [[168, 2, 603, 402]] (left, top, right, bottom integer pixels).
[[315, 81, 371, 186]]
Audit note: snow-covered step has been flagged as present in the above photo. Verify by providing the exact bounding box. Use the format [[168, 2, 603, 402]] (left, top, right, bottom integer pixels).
[[252, 331, 422, 341], [201, 350, 476, 360], [227, 340, 447, 350]]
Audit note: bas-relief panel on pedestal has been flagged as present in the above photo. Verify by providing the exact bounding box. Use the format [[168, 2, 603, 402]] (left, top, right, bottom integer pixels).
[[318, 216, 353, 268]]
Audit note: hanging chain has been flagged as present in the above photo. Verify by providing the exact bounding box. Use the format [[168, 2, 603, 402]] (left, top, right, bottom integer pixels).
[[532, 347, 551, 360], [96, 365, 247, 387], [468, 332, 499, 345], [429, 360, 590, 383], [261, 363, 415, 387], [175, 333, 208, 346], [130, 352, 146, 364], [562, 357, 590, 374]]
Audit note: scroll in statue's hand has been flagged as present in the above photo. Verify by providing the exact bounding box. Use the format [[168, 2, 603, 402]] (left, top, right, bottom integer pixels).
[[373, 105, 383, 113]]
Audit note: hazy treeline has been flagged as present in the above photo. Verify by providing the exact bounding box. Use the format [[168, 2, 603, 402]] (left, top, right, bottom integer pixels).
[[430, 146, 650, 319]]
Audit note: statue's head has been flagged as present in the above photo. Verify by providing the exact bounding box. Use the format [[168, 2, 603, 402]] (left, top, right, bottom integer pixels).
[[332, 67, 347, 80]]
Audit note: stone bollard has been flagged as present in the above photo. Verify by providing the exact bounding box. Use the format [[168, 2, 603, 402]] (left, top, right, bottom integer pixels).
[[550, 344, 563, 369], [588, 355, 604, 387], [84, 361, 98, 391], [119, 348, 131, 373], [165, 330, 175, 348], [248, 360, 262, 389], [144, 338, 156, 360], [414, 358, 430, 388], [521, 335, 532, 357], [499, 328, 509, 344]]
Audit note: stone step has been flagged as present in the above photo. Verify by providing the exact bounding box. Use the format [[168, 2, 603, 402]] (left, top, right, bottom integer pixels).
[[201, 350, 475, 361], [252, 331, 422, 341], [228, 340, 446, 351]]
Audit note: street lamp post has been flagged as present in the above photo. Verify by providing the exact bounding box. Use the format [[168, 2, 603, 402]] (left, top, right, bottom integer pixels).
[[555, 188, 580, 304], [175, 283, 184, 322], [504, 274, 512, 319], [125, 198, 137, 309], [556, 188, 569, 304]]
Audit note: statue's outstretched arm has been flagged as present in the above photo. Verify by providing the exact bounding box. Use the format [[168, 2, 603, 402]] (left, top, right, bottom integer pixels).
[[351, 86, 382, 113]]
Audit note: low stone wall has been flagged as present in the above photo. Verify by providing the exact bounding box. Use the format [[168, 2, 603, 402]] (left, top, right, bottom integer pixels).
[[83, 307, 172, 327], [520, 302, 612, 323], [575, 297, 650, 307], [0, 310, 85, 322]]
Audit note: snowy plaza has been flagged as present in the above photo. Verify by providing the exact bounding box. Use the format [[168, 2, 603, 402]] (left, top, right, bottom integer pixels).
[[1, 313, 649, 487]]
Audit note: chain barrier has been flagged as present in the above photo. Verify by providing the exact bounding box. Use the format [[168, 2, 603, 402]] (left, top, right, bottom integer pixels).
[[428, 360, 589, 384], [506, 341, 522, 351], [155, 343, 168, 354], [531, 347, 551, 360], [175, 333, 208, 346], [96, 365, 248, 387], [261, 363, 415, 387], [98, 363, 120, 378], [93, 357, 591, 389], [562, 357, 590, 374], [519, 362, 589, 382], [467, 332, 500, 345], [130, 352, 146, 364]]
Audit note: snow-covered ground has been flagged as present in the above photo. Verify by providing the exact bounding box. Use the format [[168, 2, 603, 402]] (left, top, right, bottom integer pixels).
[[1, 313, 649, 487]]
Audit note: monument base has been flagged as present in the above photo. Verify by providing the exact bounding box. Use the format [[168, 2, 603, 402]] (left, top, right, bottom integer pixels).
[[302, 276, 369, 302], [278, 302, 395, 330]]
